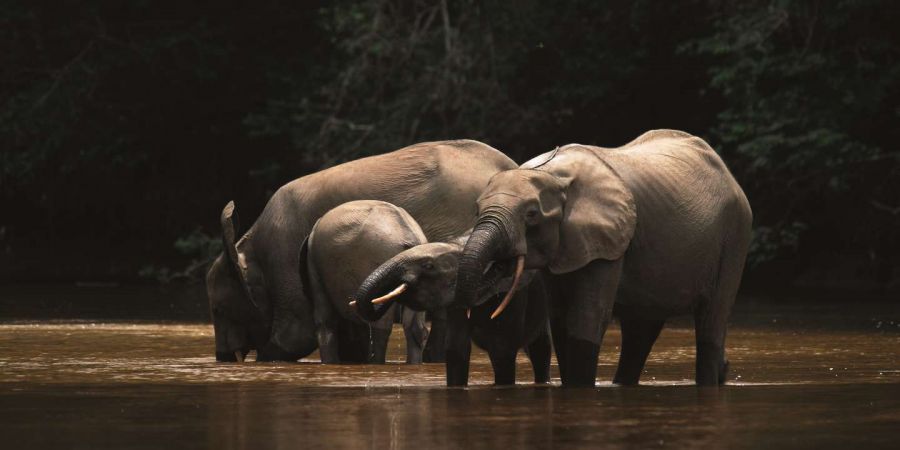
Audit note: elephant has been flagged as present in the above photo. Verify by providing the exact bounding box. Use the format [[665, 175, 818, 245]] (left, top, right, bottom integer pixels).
[[450, 129, 753, 387], [205, 140, 516, 362], [352, 234, 552, 385], [300, 200, 430, 364]]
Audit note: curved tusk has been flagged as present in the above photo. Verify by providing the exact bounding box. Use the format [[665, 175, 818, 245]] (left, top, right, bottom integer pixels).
[[372, 283, 408, 305], [348, 300, 357, 308], [491, 255, 525, 320], [234, 351, 245, 363]]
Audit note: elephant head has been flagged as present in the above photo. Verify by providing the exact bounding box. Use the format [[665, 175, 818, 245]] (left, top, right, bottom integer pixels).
[[352, 238, 536, 320], [351, 242, 461, 321], [454, 146, 637, 315], [206, 201, 270, 362]]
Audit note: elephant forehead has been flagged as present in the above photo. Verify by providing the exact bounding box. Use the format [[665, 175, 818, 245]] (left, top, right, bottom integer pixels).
[[402, 242, 459, 259], [480, 170, 558, 201]]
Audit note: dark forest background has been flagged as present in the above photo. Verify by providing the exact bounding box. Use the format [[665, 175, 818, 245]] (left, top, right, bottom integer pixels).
[[2, 0, 898, 295]]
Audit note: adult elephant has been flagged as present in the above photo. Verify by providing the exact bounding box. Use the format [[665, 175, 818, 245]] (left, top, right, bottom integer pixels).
[[206, 140, 517, 362], [451, 130, 752, 387]]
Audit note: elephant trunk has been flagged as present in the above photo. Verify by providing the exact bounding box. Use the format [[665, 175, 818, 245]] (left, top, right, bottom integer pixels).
[[455, 218, 509, 308], [352, 255, 408, 321]]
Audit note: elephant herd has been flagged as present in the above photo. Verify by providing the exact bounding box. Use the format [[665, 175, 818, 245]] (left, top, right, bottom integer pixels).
[[206, 129, 752, 387]]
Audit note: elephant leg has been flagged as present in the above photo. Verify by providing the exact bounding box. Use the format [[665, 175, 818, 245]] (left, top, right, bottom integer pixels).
[[547, 277, 570, 384], [694, 227, 748, 386], [561, 259, 621, 388], [488, 348, 518, 385], [526, 330, 552, 384], [445, 308, 472, 386], [335, 322, 369, 363], [316, 317, 341, 364], [423, 309, 447, 363], [402, 307, 428, 364], [367, 304, 395, 364], [258, 272, 318, 362], [694, 307, 727, 386], [370, 325, 391, 364], [612, 314, 665, 385], [310, 270, 340, 364]]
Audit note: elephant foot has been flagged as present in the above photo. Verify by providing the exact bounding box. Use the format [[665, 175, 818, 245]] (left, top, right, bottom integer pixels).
[[718, 359, 730, 385], [256, 342, 298, 362], [216, 350, 247, 362], [527, 334, 552, 384], [695, 341, 725, 386]]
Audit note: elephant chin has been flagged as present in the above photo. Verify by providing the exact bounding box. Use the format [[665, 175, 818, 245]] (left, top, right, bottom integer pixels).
[[475, 266, 536, 306]]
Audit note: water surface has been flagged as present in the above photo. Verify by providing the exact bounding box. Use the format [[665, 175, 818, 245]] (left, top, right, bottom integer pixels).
[[1, 298, 898, 449]]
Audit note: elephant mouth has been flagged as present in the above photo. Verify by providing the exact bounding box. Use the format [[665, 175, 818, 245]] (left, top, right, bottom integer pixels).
[[362, 285, 414, 315], [474, 257, 534, 307]]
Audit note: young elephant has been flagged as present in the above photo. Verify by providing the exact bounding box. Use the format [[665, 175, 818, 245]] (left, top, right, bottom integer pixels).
[[352, 238, 551, 384], [301, 200, 430, 364]]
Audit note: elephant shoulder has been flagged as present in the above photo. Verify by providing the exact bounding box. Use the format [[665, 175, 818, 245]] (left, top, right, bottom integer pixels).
[[427, 139, 517, 171], [622, 129, 705, 149]]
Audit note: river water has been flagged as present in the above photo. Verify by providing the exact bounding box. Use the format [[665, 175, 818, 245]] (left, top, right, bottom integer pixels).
[[0, 293, 898, 449]]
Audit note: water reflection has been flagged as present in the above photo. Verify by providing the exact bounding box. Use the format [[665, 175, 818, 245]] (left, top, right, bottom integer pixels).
[[1, 321, 898, 448]]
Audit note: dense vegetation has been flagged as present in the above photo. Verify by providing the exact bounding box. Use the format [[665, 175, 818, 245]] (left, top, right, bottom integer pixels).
[[2, 0, 898, 290]]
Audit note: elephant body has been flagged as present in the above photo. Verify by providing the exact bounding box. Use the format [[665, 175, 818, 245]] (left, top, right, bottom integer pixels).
[[468, 272, 551, 384], [301, 200, 430, 364], [207, 140, 517, 362], [453, 129, 752, 387]]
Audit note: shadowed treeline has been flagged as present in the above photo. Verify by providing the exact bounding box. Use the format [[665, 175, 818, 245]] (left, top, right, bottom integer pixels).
[[1, 1, 898, 293]]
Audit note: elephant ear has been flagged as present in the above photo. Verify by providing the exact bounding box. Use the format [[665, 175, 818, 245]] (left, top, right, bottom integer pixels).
[[544, 147, 637, 274], [297, 225, 323, 311], [220, 201, 258, 308]]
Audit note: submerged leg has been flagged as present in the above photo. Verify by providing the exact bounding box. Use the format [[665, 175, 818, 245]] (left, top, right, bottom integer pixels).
[[526, 331, 552, 384], [445, 308, 472, 386], [402, 307, 428, 364], [424, 309, 447, 363], [488, 348, 518, 385], [613, 314, 665, 385], [560, 258, 621, 388]]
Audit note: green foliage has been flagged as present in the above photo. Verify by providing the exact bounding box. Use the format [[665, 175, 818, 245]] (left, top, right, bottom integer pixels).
[[2, 0, 898, 283], [684, 0, 900, 266]]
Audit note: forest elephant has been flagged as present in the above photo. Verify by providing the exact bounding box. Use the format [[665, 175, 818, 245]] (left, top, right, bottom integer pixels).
[[450, 129, 752, 387], [206, 140, 517, 362], [352, 235, 552, 384], [300, 200, 430, 364]]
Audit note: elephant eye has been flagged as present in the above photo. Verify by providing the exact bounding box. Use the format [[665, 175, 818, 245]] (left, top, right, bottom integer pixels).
[[422, 262, 435, 271]]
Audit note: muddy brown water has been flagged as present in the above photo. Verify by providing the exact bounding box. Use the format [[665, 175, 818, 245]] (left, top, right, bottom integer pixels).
[[0, 293, 898, 449]]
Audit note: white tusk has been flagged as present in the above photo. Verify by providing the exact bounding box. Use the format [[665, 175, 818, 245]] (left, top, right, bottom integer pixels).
[[348, 300, 357, 308], [491, 255, 525, 320], [372, 283, 408, 305]]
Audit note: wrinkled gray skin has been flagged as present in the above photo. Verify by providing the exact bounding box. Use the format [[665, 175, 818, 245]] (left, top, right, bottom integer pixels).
[[352, 239, 551, 384], [206, 140, 517, 362], [453, 130, 753, 387], [301, 200, 430, 364]]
